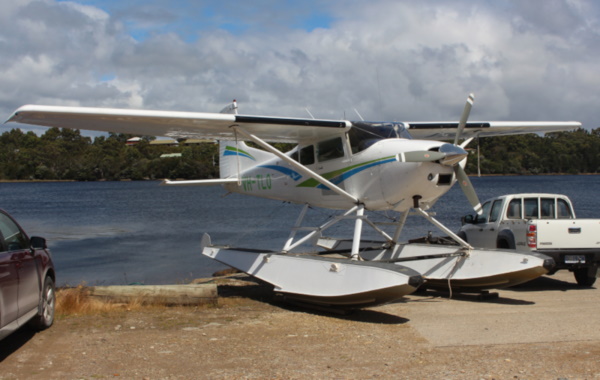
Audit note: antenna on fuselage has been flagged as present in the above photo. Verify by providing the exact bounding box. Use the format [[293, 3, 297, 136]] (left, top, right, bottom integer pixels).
[[376, 68, 383, 120], [354, 108, 365, 121], [305, 108, 315, 119]]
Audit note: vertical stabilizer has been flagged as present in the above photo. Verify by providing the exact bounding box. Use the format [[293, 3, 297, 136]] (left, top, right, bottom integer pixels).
[[218, 140, 275, 179], [217, 99, 274, 179]]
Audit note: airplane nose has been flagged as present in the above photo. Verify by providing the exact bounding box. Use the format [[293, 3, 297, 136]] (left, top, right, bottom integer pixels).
[[438, 143, 468, 166]]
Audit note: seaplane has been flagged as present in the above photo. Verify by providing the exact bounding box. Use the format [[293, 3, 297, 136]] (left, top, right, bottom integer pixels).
[[6, 94, 581, 309]]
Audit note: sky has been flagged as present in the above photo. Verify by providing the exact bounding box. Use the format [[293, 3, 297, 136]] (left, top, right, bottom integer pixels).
[[1, 0, 599, 136]]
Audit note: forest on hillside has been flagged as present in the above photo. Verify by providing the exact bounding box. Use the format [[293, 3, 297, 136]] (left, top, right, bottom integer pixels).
[[0, 127, 599, 181], [464, 128, 600, 175]]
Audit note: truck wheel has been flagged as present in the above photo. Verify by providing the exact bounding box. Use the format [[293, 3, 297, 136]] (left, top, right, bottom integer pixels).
[[497, 239, 509, 249], [29, 276, 56, 330], [574, 268, 597, 287]]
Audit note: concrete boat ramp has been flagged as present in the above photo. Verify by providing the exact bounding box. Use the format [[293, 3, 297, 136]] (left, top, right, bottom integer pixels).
[[383, 270, 600, 347]]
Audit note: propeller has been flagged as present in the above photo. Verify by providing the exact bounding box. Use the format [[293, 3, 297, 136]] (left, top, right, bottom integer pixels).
[[452, 93, 482, 214], [401, 93, 482, 214]]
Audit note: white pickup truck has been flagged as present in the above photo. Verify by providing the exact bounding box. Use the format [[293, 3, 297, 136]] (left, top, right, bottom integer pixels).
[[458, 193, 600, 286]]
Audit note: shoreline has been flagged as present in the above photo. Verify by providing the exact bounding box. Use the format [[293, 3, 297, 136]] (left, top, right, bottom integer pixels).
[[0, 172, 598, 184]]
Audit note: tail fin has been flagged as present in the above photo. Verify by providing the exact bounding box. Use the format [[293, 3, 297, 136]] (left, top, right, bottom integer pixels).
[[217, 99, 274, 179], [219, 140, 274, 179]]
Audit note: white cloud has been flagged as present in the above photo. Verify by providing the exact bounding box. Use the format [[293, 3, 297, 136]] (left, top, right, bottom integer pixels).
[[1, 0, 598, 133]]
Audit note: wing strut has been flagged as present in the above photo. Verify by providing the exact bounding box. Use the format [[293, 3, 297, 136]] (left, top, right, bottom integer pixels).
[[234, 128, 242, 186], [232, 126, 359, 204]]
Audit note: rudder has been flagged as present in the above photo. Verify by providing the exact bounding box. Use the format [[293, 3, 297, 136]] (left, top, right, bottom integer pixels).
[[218, 140, 274, 179]]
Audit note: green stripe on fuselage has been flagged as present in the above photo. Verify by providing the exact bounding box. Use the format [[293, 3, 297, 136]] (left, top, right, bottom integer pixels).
[[297, 156, 395, 188]]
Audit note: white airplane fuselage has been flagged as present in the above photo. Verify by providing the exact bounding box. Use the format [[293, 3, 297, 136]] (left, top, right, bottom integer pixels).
[[223, 138, 458, 212]]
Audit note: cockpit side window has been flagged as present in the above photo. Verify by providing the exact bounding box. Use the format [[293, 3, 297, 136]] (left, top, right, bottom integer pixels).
[[299, 145, 315, 165], [348, 122, 410, 154], [317, 137, 345, 162], [348, 128, 374, 154]]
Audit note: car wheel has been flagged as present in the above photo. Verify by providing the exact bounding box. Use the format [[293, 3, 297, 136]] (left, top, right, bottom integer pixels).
[[29, 276, 56, 330], [574, 268, 597, 287]]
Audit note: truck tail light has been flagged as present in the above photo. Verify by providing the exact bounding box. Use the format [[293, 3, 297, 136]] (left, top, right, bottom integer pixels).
[[527, 224, 537, 248]]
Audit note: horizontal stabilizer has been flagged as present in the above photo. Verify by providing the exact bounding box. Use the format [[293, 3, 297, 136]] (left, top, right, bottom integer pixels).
[[161, 178, 239, 186]]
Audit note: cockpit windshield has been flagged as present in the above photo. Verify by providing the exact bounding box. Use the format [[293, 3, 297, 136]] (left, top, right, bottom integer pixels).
[[348, 122, 412, 154]]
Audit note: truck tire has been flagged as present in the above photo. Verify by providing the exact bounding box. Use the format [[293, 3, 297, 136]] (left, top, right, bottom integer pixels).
[[574, 267, 597, 287], [496, 230, 516, 249]]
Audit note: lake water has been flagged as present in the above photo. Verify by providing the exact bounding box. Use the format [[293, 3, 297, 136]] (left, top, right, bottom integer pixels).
[[1, 175, 599, 286]]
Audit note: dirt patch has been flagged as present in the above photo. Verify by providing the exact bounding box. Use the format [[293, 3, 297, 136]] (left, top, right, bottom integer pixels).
[[1, 273, 599, 379]]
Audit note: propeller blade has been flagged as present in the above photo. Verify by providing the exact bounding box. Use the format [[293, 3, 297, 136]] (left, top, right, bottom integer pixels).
[[398, 151, 446, 163], [460, 137, 474, 149], [454, 165, 482, 214], [454, 93, 475, 146]]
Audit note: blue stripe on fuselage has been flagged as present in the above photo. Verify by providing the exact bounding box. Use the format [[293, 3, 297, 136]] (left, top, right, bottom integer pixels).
[[258, 165, 302, 181]]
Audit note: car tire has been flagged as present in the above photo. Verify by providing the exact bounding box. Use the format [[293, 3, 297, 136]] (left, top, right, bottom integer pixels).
[[574, 268, 597, 287], [29, 276, 56, 330]]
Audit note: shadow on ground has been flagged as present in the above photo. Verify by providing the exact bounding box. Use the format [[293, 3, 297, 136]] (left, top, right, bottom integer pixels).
[[215, 276, 409, 324], [0, 328, 36, 362], [506, 273, 594, 292]]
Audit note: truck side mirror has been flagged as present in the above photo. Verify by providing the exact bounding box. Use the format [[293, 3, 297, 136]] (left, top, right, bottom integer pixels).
[[461, 214, 474, 225]]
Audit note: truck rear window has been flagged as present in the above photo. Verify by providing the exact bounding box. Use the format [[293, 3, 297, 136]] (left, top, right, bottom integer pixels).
[[557, 199, 573, 219], [507, 199, 522, 219], [541, 198, 555, 219], [524, 198, 538, 219]]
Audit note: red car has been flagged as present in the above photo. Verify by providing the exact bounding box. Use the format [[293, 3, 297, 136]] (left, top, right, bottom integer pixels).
[[0, 209, 56, 341]]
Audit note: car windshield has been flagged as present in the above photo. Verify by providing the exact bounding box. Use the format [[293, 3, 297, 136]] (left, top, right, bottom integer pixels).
[[348, 122, 411, 153]]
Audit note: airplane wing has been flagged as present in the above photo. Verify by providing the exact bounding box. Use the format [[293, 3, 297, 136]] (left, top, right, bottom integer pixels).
[[6, 105, 351, 143], [406, 121, 581, 140], [6, 105, 581, 142]]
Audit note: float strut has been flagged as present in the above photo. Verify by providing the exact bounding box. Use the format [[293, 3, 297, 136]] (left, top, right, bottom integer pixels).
[[351, 205, 365, 260]]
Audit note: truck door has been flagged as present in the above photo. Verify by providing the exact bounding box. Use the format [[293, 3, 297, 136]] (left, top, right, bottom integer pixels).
[[468, 199, 504, 248]]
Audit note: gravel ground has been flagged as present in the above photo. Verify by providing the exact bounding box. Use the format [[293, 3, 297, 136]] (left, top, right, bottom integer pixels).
[[1, 271, 599, 379]]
